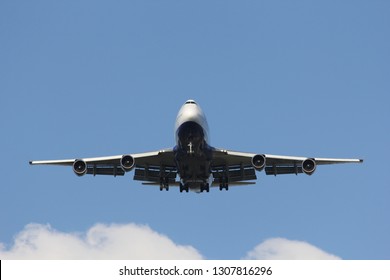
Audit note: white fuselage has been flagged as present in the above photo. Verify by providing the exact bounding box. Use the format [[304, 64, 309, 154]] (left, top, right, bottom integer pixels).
[[175, 100, 209, 146], [173, 100, 213, 190]]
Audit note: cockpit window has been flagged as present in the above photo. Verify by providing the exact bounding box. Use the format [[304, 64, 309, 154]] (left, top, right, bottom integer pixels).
[[185, 100, 197, 104]]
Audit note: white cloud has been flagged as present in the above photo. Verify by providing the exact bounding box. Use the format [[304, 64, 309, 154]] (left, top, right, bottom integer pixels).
[[0, 224, 340, 260], [0, 223, 203, 260], [244, 238, 341, 260]]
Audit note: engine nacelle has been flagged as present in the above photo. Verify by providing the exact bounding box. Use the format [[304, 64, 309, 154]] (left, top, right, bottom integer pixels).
[[252, 154, 266, 171], [302, 158, 316, 175], [73, 159, 87, 176], [120, 154, 135, 172]]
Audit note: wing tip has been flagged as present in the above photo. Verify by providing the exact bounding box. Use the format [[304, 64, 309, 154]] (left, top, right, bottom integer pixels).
[[29, 161, 33, 165], [359, 159, 364, 163]]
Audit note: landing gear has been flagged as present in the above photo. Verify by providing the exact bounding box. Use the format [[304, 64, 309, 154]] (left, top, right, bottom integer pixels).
[[180, 183, 189, 193], [219, 177, 229, 191], [219, 184, 229, 191], [160, 178, 169, 191], [200, 183, 210, 193]]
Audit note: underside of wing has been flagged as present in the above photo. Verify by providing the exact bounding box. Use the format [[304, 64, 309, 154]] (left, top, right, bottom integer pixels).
[[211, 148, 363, 181], [263, 154, 363, 176], [211, 149, 258, 185], [30, 155, 125, 176], [131, 150, 177, 184], [29, 149, 178, 181]]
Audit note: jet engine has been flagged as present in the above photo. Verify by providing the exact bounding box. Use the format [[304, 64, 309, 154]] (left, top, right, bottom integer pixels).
[[302, 158, 316, 175], [252, 154, 266, 171], [120, 155, 135, 172], [73, 159, 87, 176]]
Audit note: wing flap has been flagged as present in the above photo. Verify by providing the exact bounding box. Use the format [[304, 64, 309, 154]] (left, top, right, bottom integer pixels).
[[134, 166, 177, 183], [265, 166, 303, 176], [212, 165, 257, 183], [87, 166, 125, 176]]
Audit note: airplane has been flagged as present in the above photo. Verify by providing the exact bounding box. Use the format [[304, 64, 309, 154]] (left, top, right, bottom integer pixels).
[[30, 99, 363, 193]]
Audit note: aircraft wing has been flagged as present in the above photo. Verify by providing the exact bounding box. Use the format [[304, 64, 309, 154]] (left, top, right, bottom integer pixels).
[[211, 149, 363, 182], [29, 149, 177, 182]]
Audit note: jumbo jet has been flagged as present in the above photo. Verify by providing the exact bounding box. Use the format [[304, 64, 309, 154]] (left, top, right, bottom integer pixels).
[[30, 100, 363, 192]]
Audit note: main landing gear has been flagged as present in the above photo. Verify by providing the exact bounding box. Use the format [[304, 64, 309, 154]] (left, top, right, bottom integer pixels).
[[200, 183, 210, 193], [179, 183, 189, 193], [219, 184, 229, 191], [159, 178, 169, 191], [219, 177, 229, 191]]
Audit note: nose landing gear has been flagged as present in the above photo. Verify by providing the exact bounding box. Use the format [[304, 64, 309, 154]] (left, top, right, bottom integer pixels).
[[187, 142, 194, 154]]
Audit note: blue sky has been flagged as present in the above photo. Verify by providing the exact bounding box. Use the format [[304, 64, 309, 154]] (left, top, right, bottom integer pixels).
[[0, 1, 389, 259]]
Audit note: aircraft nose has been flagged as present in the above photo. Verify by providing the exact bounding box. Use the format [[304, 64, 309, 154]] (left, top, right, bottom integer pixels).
[[185, 99, 197, 105]]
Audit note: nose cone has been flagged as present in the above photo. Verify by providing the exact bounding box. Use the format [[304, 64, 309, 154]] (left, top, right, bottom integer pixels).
[[176, 101, 204, 125], [185, 99, 197, 105], [175, 100, 209, 143], [177, 99, 205, 120]]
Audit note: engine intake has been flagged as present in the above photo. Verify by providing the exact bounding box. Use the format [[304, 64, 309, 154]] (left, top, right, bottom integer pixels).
[[252, 154, 266, 171], [302, 158, 316, 175], [73, 159, 87, 176], [121, 155, 135, 172]]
